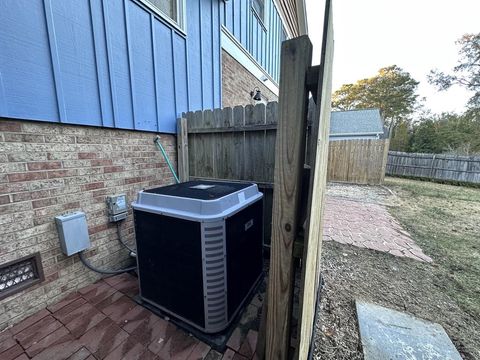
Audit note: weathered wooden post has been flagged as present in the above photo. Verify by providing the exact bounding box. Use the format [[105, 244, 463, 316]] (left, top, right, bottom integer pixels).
[[264, 35, 313, 360], [296, 0, 334, 357], [260, 0, 334, 359], [176, 117, 189, 182]]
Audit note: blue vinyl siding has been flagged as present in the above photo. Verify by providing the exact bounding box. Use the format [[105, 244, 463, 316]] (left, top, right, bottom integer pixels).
[[200, 0, 214, 109], [241, 0, 248, 47], [233, 0, 241, 40], [90, 0, 114, 127], [186, 2, 202, 111], [173, 34, 189, 117], [222, 0, 287, 83], [0, 0, 59, 121], [212, 1, 221, 109], [153, 22, 176, 129], [127, 2, 157, 131], [51, 0, 103, 126], [0, 0, 221, 134]]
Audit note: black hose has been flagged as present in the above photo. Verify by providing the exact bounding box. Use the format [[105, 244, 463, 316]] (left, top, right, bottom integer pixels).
[[116, 222, 136, 254], [79, 251, 136, 275]]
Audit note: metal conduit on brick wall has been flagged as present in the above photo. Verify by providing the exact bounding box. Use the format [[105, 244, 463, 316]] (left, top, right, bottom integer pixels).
[[0, 119, 176, 330]]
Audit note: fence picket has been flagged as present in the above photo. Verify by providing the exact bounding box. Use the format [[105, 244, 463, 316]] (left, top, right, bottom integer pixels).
[[233, 105, 246, 179], [181, 103, 389, 185], [265, 102, 278, 181]]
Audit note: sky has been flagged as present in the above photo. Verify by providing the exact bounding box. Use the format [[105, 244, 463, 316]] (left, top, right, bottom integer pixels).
[[305, 0, 480, 115]]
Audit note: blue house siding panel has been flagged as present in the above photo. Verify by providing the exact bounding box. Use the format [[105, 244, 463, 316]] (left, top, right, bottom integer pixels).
[[273, 12, 279, 80], [90, 0, 115, 127], [172, 34, 188, 133], [253, 20, 258, 60], [0, 0, 222, 133], [104, 0, 135, 129], [200, 0, 214, 110], [212, 1, 221, 108], [260, 23, 267, 69], [266, 8, 271, 75], [153, 22, 176, 133], [186, 1, 203, 111], [51, 0, 102, 126], [241, 0, 248, 48], [0, 0, 59, 121], [225, 0, 233, 32], [127, 1, 157, 131], [233, 0, 241, 40]]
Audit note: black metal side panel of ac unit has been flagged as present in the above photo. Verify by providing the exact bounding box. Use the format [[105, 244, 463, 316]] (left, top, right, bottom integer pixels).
[[225, 199, 263, 319], [134, 210, 205, 328]]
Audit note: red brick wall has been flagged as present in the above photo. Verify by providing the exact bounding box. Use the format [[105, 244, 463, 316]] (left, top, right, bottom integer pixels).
[[0, 119, 176, 330], [222, 50, 278, 108]]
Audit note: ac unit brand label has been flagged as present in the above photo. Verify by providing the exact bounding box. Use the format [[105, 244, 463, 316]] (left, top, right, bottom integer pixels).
[[244, 219, 254, 231]]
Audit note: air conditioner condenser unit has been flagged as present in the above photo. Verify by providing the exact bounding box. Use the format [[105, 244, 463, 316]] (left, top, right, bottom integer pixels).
[[132, 180, 263, 333]]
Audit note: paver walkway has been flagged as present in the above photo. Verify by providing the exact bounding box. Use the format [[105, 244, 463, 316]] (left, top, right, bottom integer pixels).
[[0, 273, 262, 360], [323, 196, 432, 263]]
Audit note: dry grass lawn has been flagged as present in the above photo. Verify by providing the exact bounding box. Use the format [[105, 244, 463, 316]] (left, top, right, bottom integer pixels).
[[314, 178, 480, 360]]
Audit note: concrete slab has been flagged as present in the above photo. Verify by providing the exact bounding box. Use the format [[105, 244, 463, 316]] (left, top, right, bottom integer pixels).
[[356, 301, 462, 360]]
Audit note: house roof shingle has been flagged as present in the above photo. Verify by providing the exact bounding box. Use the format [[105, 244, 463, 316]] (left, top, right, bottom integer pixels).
[[330, 109, 384, 136]]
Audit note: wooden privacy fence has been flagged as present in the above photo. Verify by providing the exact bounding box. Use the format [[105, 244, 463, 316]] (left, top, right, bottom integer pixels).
[[328, 139, 389, 184], [386, 151, 480, 184], [179, 102, 277, 184], [178, 104, 390, 186]]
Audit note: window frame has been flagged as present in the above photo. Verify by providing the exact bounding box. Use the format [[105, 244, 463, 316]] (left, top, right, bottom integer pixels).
[[139, 0, 186, 32], [251, 0, 266, 26]]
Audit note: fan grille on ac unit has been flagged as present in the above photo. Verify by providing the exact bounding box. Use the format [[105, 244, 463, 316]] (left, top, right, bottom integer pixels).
[[202, 223, 228, 331]]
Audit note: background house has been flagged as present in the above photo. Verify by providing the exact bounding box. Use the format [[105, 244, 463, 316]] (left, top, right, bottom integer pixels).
[[329, 108, 387, 140], [0, 0, 306, 330]]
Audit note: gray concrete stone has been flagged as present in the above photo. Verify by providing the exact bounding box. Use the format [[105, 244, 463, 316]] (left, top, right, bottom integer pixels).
[[356, 300, 462, 360]]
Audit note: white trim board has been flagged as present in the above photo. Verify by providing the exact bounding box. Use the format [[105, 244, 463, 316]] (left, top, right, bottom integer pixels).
[[221, 27, 279, 96], [271, 0, 294, 38], [295, 0, 308, 35]]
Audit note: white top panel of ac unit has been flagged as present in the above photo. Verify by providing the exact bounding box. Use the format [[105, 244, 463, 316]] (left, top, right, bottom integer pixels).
[[132, 180, 263, 221]]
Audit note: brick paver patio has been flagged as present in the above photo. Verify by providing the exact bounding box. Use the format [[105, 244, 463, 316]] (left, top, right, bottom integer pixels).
[[0, 273, 261, 360], [323, 196, 432, 263]]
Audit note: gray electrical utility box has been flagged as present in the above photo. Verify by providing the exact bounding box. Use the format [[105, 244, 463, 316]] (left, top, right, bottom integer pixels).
[[55, 211, 91, 256], [106, 194, 128, 222]]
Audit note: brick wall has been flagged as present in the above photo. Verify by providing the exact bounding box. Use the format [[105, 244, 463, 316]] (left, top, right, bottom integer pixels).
[[222, 50, 278, 108], [0, 119, 176, 330]]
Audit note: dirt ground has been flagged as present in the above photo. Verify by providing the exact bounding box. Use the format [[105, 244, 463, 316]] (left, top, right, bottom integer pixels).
[[313, 178, 480, 360]]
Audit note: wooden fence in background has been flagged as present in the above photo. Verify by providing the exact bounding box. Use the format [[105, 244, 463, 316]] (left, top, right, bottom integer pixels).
[[181, 103, 278, 184], [179, 102, 389, 186], [386, 151, 480, 184], [328, 139, 390, 184]]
